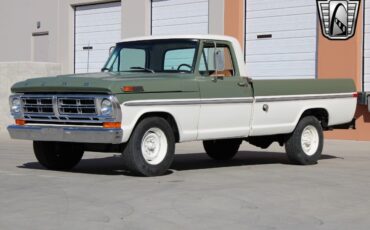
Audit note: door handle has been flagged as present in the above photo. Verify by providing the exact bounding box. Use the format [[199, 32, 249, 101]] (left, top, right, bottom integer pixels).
[[238, 82, 247, 87]]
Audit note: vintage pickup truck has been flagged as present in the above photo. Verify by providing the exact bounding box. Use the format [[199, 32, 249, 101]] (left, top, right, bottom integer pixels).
[[8, 35, 357, 176]]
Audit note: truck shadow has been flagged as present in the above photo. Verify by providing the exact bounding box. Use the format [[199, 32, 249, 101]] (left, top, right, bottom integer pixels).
[[18, 151, 339, 176]]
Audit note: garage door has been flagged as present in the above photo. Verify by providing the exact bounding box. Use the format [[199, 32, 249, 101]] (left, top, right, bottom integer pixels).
[[152, 0, 208, 35], [245, 0, 317, 79], [364, 1, 370, 91], [75, 2, 121, 73]]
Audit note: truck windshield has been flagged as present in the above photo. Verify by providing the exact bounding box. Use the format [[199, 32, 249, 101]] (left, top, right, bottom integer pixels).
[[103, 39, 199, 74]]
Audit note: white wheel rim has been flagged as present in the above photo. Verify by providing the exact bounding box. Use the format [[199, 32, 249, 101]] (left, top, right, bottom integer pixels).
[[141, 128, 168, 165], [301, 125, 319, 156]]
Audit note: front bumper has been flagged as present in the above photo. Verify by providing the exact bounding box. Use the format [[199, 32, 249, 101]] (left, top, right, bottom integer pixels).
[[7, 125, 123, 144]]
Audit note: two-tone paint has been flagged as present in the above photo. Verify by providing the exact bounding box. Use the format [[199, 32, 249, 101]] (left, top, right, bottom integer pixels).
[[9, 35, 357, 144]]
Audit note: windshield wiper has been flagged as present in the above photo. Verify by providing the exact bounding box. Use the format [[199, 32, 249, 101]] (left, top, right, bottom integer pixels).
[[130, 67, 155, 74]]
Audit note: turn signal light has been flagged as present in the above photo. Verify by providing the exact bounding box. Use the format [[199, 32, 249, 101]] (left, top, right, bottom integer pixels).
[[353, 92, 359, 98], [15, 119, 26, 126], [121, 86, 144, 93], [103, 122, 121, 129]]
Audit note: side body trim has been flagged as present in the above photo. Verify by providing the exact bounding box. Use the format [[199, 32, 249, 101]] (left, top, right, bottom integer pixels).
[[255, 93, 354, 102], [124, 97, 254, 106]]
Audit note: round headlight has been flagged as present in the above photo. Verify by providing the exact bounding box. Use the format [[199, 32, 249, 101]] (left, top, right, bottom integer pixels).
[[11, 98, 21, 114], [101, 99, 113, 116]]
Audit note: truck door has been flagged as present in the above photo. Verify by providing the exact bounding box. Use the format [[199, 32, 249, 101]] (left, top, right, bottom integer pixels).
[[197, 41, 253, 140]]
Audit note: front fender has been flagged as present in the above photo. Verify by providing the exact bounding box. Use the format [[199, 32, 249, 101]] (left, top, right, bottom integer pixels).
[[120, 103, 200, 143]]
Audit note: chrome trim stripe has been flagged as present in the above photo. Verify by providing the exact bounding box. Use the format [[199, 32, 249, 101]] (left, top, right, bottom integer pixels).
[[255, 93, 354, 103], [124, 98, 254, 106], [124, 93, 354, 106]]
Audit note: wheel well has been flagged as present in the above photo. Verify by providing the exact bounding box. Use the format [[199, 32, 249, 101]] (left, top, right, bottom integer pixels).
[[136, 112, 180, 142], [300, 108, 329, 129]]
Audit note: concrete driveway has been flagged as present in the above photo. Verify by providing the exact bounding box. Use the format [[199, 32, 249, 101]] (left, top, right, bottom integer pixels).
[[0, 133, 369, 230]]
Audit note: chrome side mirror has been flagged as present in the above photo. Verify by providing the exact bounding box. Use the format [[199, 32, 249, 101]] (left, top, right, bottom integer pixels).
[[109, 46, 116, 56]]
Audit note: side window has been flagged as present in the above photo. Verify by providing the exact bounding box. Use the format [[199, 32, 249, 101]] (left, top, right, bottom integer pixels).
[[198, 43, 235, 77], [164, 48, 196, 72]]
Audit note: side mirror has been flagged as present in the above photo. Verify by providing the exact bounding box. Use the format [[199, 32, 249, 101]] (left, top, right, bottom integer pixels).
[[109, 46, 116, 56], [214, 49, 225, 72]]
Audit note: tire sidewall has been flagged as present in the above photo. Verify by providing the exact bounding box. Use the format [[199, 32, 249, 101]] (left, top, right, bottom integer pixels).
[[203, 139, 241, 161], [286, 116, 323, 165], [33, 141, 84, 170], [127, 117, 175, 176]]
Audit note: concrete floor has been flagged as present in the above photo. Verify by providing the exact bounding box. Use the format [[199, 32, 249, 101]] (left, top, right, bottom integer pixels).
[[0, 133, 369, 230]]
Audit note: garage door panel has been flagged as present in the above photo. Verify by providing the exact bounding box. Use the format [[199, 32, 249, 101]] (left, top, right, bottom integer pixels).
[[75, 2, 121, 73], [247, 61, 316, 79], [153, 3, 207, 19], [153, 23, 208, 35], [75, 43, 115, 53], [246, 53, 315, 63], [246, 37, 316, 55], [152, 0, 208, 35], [76, 15, 121, 27], [76, 31, 121, 45], [246, 14, 316, 34], [245, 0, 316, 79], [247, 0, 315, 11], [247, 6, 314, 19], [246, 29, 315, 41], [152, 16, 208, 27], [75, 53, 110, 64], [153, 0, 207, 7], [365, 83, 370, 91], [365, 3, 370, 91], [76, 2, 120, 14], [364, 48, 370, 58], [75, 24, 121, 34]]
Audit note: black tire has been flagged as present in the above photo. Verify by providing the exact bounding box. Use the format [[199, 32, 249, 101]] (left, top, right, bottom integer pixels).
[[122, 117, 175, 177], [203, 139, 242, 161], [33, 141, 84, 170], [285, 116, 323, 165]]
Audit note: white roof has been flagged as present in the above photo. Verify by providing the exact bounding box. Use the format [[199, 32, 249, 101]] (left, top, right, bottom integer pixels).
[[120, 34, 239, 43]]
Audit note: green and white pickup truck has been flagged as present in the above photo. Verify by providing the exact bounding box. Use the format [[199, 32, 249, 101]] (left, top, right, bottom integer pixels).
[[8, 35, 357, 176]]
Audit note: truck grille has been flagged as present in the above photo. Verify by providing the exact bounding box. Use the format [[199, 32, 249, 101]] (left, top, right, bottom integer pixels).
[[22, 97, 54, 114], [58, 97, 96, 115], [19, 95, 112, 123]]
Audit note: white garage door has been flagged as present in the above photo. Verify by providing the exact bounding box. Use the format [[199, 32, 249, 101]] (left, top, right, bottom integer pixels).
[[245, 0, 317, 79], [364, 1, 370, 91], [152, 0, 208, 35], [75, 2, 121, 73]]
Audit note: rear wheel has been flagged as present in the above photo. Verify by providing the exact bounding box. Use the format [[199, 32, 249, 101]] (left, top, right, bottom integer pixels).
[[33, 141, 84, 170], [122, 117, 175, 177], [285, 116, 323, 165], [203, 139, 242, 161]]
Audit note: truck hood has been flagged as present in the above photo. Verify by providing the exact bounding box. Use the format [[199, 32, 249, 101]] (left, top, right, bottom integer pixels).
[[11, 72, 199, 94]]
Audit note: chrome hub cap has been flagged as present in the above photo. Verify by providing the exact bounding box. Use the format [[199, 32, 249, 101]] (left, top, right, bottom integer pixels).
[[301, 125, 319, 156], [141, 128, 168, 165]]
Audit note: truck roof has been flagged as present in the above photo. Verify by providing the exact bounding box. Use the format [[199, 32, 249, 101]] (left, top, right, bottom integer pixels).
[[121, 34, 239, 43]]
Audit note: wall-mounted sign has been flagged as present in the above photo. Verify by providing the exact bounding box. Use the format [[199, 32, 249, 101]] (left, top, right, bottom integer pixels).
[[317, 0, 360, 40]]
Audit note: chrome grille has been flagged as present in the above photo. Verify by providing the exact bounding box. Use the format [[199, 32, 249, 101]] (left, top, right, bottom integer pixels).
[[22, 97, 53, 114], [19, 95, 113, 124], [58, 97, 96, 115]]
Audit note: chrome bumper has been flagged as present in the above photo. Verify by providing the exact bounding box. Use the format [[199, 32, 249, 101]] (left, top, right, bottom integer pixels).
[[7, 125, 123, 144]]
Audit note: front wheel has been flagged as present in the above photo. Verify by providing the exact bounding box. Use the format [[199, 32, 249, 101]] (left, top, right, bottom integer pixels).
[[203, 139, 242, 161], [285, 116, 323, 165], [122, 117, 175, 176], [33, 141, 84, 170]]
